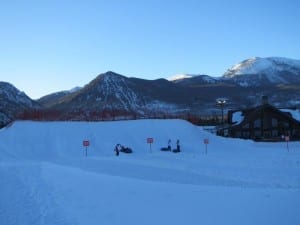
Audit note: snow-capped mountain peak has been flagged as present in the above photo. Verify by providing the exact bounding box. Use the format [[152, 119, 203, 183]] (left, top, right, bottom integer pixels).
[[223, 57, 300, 85], [224, 57, 300, 77], [167, 74, 198, 81]]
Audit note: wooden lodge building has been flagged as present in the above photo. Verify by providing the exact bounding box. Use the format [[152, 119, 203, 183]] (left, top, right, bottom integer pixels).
[[226, 96, 300, 141]]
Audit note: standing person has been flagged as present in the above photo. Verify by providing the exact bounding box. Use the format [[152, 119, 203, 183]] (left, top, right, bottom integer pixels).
[[168, 139, 171, 151], [114, 144, 120, 156], [176, 139, 180, 152]]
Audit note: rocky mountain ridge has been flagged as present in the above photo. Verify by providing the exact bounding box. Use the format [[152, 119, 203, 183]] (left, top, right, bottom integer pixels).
[[0, 82, 41, 126], [1, 57, 300, 126]]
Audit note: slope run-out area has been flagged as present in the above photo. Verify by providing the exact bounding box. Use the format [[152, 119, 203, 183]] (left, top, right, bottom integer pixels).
[[0, 119, 300, 225]]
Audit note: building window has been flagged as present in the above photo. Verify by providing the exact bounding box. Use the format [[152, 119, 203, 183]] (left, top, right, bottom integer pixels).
[[243, 123, 249, 129], [242, 131, 250, 138], [264, 131, 271, 138], [272, 130, 278, 137], [283, 122, 289, 128], [272, 118, 278, 127], [254, 119, 261, 128], [254, 130, 261, 137]]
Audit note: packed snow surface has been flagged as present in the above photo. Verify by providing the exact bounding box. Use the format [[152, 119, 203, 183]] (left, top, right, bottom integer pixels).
[[0, 119, 300, 225]]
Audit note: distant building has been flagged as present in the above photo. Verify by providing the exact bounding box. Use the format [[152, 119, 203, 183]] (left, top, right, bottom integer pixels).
[[226, 96, 300, 141]]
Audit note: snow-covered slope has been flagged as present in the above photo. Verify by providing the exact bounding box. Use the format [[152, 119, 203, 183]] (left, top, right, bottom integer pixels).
[[223, 57, 300, 85], [90, 72, 143, 111], [0, 119, 300, 225]]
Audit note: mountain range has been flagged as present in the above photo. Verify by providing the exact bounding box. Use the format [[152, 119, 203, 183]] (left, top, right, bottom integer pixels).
[[0, 82, 40, 127], [1, 57, 300, 127]]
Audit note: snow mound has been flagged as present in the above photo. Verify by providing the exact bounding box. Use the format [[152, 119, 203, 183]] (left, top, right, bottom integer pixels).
[[1, 119, 300, 225], [0, 119, 214, 160]]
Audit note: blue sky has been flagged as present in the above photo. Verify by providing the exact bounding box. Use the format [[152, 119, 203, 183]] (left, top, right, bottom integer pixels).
[[1, 0, 300, 99]]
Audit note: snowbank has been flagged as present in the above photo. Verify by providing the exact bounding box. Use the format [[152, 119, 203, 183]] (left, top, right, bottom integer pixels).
[[0, 119, 300, 225]]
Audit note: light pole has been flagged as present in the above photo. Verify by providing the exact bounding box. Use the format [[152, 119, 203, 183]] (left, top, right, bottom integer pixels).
[[216, 98, 227, 135]]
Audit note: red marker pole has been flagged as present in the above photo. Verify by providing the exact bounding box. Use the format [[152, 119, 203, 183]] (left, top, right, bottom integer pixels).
[[204, 139, 209, 154], [147, 138, 154, 153], [83, 140, 90, 157]]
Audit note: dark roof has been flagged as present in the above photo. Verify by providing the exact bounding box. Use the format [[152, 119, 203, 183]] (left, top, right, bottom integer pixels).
[[230, 104, 300, 129]]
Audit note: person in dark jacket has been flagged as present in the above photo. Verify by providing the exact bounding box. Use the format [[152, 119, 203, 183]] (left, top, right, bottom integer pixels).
[[168, 139, 171, 151], [175, 139, 180, 152], [114, 144, 120, 156]]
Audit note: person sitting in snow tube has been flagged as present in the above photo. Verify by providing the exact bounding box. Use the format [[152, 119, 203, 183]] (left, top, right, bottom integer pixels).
[[161, 139, 172, 151], [120, 145, 133, 153]]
